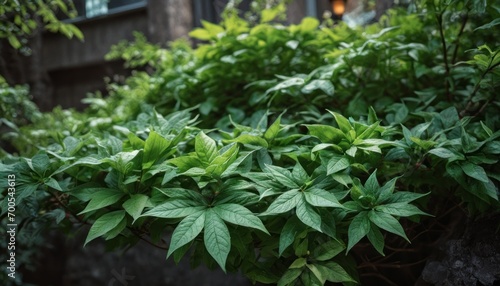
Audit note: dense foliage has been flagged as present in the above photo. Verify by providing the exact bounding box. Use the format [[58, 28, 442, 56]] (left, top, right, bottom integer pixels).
[[1, 0, 499, 285]]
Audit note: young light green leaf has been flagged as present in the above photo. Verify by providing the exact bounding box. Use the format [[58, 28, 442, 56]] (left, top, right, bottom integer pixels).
[[328, 110, 352, 134], [167, 210, 206, 258], [213, 203, 269, 234], [264, 114, 282, 143], [143, 131, 171, 170], [195, 131, 218, 164], [204, 209, 231, 272], [84, 210, 126, 246], [306, 124, 344, 143], [368, 210, 409, 242]]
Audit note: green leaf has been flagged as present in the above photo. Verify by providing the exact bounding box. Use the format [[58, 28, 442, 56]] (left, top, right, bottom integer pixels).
[[277, 268, 302, 286], [143, 131, 171, 170], [84, 210, 126, 246], [328, 111, 352, 134], [306, 124, 344, 143], [296, 199, 322, 232], [460, 162, 489, 183], [304, 188, 343, 208], [167, 210, 206, 258], [189, 28, 211, 40], [312, 240, 345, 261], [213, 203, 269, 234], [141, 200, 206, 218], [279, 216, 303, 256], [229, 134, 268, 148], [264, 114, 282, 143], [367, 223, 385, 256], [375, 202, 429, 217], [364, 171, 380, 194], [428, 147, 462, 160], [78, 189, 125, 215], [301, 79, 334, 96], [44, 177, 63, 191], [377, 177, 398, 203], [265, 164, 300, 189], [122, 194, 149, 221], [474, 18, 500, 31], [262, 189, 301, 215], [204, 209, 231, 272], [368, 211, 409, 242], [320, 261, 356, 283], [347, 211, 370, 253], [196, 131, 218, 164], [326, 156, 350, 175]]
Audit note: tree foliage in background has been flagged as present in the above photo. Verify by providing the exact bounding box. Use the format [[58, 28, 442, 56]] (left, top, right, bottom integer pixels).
[[1, 0, 500, 285]]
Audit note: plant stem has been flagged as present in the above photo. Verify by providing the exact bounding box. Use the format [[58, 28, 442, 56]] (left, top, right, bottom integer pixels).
[[436, 11, 451, 101], [451, 12, 468, 65]]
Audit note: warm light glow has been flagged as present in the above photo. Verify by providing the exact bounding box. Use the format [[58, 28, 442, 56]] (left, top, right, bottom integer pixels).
[[332, 0, 346, 16]]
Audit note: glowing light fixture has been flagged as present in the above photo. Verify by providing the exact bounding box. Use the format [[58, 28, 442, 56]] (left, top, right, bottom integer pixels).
[[330, 0, 347, 17]]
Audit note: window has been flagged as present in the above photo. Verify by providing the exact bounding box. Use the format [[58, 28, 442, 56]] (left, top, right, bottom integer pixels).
[[72, 0, 146, 19]]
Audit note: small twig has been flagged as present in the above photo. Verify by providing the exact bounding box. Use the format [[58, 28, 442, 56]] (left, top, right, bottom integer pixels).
[[451, 12, 468, 65]]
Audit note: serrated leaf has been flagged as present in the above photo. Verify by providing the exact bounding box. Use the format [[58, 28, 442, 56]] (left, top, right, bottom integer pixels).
[[368, 211, 409, 242], [204, 209, 231, 272], [123, 194, 149, 221], [84, 210, 126, 246], [167, 210, 206, 258], [296, 199, 322, 232], [262, 189, 301, 215], [213, 203, 269, 234], [347, 211, 370, 253], [78, 189, 125, 215]]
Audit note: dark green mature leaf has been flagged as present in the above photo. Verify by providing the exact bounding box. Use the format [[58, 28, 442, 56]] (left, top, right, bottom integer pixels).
[[262, 189, 301, 215], [84, 210, 126, 246], [319, 261, 356, 283], [204, 209, 231, 272], [78, 189, 125, 215], [304, 188, 343, 208], [213, 203, 269, 234], [265, 164, 300, 189], [264, 114, 282, 143], [375, 202, 429, 217], [312, 240, 345, 261], [167, 210, 206, 258], [368, 210, 409, 242], [460, 162, 489, 183], [279, 216, 304, 256], [277, 268, 302, 286], [141, 200, 206, 218], [296, 199, 322, 232], [347, 211, 370, 253], [326, 156, 350, 175], [367, 224, 385, 255]]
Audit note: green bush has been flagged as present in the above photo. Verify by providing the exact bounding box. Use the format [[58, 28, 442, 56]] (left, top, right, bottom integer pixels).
[[1, 0, 499, 285]]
